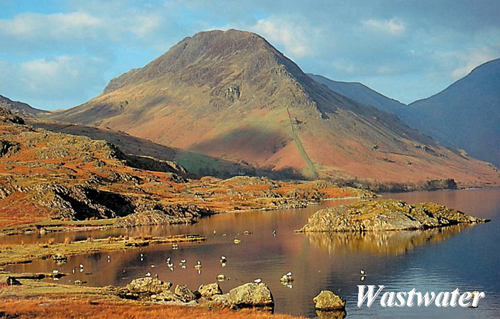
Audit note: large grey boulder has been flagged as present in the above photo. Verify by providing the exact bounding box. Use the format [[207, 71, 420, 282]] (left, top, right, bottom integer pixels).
[[212, 283, 274, 308]]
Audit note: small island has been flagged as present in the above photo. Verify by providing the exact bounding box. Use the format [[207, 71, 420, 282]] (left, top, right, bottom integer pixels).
[[296, 199, 488, 233]]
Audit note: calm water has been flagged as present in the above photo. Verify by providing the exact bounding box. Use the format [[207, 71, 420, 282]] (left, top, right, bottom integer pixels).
[[5, 188, 500, 318]]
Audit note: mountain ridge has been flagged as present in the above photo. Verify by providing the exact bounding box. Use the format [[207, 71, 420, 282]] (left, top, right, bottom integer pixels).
[[46, 29, 499, 187], [0, 95, 48, 117]]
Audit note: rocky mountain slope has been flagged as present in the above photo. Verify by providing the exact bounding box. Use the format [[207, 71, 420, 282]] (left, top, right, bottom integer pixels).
[[0, 95, 48, 118], [47, 29, 499, 187], [402, 59, 500, 167], [0, 108, 367, 229]]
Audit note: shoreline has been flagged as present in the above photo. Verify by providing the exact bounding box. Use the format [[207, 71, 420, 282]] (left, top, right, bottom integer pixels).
[[0, 194, 373, 238]]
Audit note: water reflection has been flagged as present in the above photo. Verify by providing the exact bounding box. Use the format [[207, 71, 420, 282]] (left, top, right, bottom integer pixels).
[[316, 310, 347, 319], [304, 224, 471, 256], [4, 189, 500, 318]]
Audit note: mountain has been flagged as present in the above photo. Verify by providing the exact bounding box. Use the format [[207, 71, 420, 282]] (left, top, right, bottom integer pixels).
[[400, 59, 500, 167], [0, 94, 48, 117], [48, 29, 499, 187], [308, 74, 406, 114]]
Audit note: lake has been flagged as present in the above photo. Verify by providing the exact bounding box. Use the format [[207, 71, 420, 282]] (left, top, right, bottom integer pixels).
[[6, 188, 500, 318]]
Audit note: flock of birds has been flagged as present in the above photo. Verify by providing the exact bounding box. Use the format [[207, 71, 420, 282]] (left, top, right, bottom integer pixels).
[[52, 228, 370, 289]]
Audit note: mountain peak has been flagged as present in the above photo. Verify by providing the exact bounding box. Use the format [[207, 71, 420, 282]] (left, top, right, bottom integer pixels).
[[103, 28, 307, 95], [49, 30, 499, 186]]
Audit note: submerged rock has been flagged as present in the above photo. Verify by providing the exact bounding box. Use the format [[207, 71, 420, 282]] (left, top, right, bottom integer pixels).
[[313, 290, 345, 310], [297, 199, 487, 232], [212, 283, 274, 309]]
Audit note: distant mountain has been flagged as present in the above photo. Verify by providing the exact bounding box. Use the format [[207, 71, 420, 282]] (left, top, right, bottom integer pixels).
[[47, 29, 499, 187], [308, 74, 406, 114], [0, 95, 48, 117], [401, 59, 500, 167]]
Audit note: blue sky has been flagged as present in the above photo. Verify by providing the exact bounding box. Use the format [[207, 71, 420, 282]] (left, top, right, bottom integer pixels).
[[1, 0, 499, 110]]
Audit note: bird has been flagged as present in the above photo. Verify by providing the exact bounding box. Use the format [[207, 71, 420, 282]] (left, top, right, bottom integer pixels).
[[72, 269, 75, 274], [52, 269, 59, 274], [220, 256, 227, 263], [273, 230, 277, 236], [151, 264, 155, 268], [145, 272, 151, 277], [286, 271, 292, 277], [254, 278, 262, 283], [360, 270, 366, 276], [79, 264, 84, 268], [194, 261, 202, 269], [233, 238, 241, 244]]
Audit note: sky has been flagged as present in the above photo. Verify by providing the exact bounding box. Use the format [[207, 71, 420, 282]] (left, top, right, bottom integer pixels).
[[0, 0, 499, 110]]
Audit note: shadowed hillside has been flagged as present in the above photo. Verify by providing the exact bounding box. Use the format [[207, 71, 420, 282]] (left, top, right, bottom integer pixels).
[[402, 59, 500, 167]]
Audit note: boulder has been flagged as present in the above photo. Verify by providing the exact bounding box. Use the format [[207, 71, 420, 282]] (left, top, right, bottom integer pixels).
[[198, 283, 223, 298], [313, 290, 345, 310], [212, 283, 273, 308], [174, 285, 197, 302], [119, 277, 172, 299]]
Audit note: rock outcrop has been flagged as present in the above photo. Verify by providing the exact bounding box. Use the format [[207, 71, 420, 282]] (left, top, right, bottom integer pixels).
[[297, 200, 488, 232], [117, 278, 273, 310]]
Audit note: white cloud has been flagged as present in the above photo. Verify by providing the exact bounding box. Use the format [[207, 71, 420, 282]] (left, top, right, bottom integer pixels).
[[0, 12, 103, 41], [362, 18, 406, 36], [250, 16, 321, 59], [0, 55, 108, 109], [450, 47, 499, 79]]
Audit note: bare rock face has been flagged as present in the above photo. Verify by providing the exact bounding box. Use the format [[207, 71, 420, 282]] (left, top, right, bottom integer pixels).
[[212, 283, 274, 309], [297, 199, 488, 232]]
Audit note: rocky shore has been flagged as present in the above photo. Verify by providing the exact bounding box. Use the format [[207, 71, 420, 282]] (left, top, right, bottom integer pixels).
[[118, 277, 274, 310], [296, 199, 488, 233], [0, 274, 298, 319]]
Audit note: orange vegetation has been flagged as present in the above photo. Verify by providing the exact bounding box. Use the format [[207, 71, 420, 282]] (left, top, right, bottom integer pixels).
[[0, 111, 369, 230], [0, 298, 303, 319]]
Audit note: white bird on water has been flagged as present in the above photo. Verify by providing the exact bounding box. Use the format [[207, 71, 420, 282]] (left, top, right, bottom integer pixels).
[[254, 278, 262, 283], [220, 256, 227, 263], [145, 272, 151, 277], [360, 270, 366, 276]]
